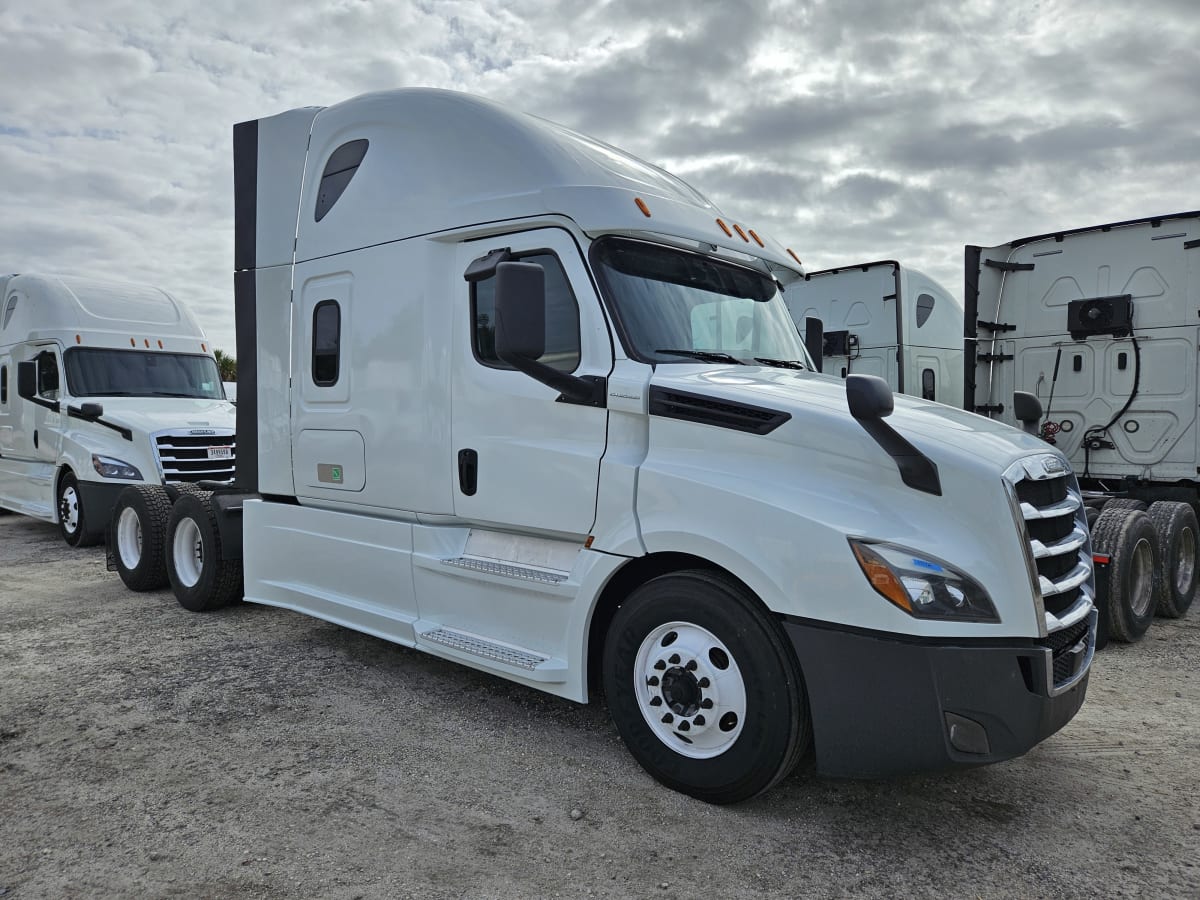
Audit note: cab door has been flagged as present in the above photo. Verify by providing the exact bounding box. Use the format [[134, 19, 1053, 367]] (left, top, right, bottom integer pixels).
[[451, 228, 611, 537], [0, 344, 63, 513]]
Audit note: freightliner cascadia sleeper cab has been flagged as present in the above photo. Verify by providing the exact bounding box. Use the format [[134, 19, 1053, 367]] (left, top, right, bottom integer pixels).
[[0, 274, 236, 546], [111, 90, 1096, 803]]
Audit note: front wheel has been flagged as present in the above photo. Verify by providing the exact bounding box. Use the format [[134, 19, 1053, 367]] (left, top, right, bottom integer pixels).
[[165, 491, 243, 612], [57, 471, 101, 547], [603, 570, 809, 804]]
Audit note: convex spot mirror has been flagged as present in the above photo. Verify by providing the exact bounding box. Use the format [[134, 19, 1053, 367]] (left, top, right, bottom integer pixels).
[[494, 261, 547, 363]]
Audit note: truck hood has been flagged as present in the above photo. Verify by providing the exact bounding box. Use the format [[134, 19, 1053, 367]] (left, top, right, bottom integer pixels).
[[80, 397, 237, 435], [649, 365, 1051, 473]]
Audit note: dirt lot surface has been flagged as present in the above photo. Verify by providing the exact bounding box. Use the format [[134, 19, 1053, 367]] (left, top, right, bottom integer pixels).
[[1, 513, 1198, 899]]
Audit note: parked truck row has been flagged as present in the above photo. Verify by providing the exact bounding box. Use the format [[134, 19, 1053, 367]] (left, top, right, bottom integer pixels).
[[2, 89, 1112, 803], [793, 212, 1199, 649]]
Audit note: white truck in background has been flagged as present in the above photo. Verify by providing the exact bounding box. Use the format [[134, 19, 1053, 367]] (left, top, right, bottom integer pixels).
[[107, 89, 1096, 803], [786, 261, 965, 408], [0, 274, 236, 545], [966, 212, 1200, 642]]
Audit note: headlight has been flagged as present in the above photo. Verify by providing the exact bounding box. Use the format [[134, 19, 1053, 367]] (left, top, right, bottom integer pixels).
[[91, 454, 143, 480], [849, 539, 999, 623]]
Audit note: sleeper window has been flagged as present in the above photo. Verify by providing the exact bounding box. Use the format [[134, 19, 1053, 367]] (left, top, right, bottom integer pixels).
[[472, 252, 580, 373], [312, 301, 341, 386]]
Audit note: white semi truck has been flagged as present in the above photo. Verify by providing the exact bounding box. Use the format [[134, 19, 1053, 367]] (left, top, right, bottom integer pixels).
[[0, 274, 236, 545], [785, 261, 965, 406], [966, 211, 1200, 642], [109, 89, 1096, 803]]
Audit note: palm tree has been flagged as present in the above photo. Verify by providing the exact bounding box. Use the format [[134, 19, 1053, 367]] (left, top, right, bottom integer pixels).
[[213, 349, 237, 382]]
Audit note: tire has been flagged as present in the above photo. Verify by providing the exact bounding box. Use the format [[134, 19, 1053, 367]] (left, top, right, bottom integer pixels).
[[164, 482, 206, 502], [111, 485, 172, 592], [1091, 508, 1159, 643], [57, 470, 101, 547], [165, 491, 243, 612], [1103, 498, 1148, 513], [602, 570, 809, 804], [1147, 501, 1198, 619], [1085, 506, 1100, 530]]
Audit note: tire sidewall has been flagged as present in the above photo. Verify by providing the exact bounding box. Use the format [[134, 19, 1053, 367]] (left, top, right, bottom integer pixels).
[[603, 573, 801, 801], [166, 493, 220, 611], [112, 486, 170, 591], [57, 471, 85, 547]]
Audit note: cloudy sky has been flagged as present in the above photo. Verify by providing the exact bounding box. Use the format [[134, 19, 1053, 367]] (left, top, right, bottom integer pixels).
[[2, 0, 1197, 353]]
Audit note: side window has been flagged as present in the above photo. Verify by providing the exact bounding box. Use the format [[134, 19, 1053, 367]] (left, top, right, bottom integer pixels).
[[1, 365, 7, 404], [36, 351, 59, 400], [472, 252, 581, 373], [312, 301, 340, 386], [915, 293, 935, 328], [922, 367, 936, 401]]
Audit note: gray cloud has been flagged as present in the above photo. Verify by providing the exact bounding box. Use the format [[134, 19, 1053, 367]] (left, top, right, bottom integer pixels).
[[1, 0, 1198, 353]]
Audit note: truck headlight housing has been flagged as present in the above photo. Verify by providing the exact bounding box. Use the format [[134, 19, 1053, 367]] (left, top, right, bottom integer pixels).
[[849, 539, 999, 623], [91, 454, 143, 480]]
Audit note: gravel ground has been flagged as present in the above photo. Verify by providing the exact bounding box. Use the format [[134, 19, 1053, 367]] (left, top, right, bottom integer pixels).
[[1, 512, 1198, 899]]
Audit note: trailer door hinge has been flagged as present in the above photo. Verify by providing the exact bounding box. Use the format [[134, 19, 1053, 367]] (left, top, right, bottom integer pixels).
[[977, 352, 1014, 363], [984, 259, 1035, 272], [977, 319, 1016, 333], [975, 403, 1005, 415]]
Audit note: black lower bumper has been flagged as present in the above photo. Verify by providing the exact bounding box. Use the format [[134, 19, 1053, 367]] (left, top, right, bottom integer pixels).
[[783, 614, 1094, 778]]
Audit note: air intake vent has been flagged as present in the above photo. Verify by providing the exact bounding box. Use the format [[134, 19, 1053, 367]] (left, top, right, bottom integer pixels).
[[648, 387, 790, 435]]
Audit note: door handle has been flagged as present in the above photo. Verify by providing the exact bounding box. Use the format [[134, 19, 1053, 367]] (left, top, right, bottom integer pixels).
[[458, 448, 478, 496], [33, 429, 38, 449]]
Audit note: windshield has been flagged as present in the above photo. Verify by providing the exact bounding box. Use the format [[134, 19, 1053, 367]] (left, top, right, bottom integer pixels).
[[64, 348, 225, 399], [591, 237, 810, 366]]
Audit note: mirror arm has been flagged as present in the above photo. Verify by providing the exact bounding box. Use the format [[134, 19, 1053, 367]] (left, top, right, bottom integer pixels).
[[66, 405, 133, 440], [497, 351, 606, 407]]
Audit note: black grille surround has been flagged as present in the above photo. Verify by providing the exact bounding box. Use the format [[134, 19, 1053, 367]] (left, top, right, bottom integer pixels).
[[1004, 454, 1096, 693], [153, 429, 237, 484]]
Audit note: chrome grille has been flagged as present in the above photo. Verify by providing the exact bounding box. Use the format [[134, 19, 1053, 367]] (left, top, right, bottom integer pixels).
[[153, 428, 236, 484], [1004, 453, 1096, 694]]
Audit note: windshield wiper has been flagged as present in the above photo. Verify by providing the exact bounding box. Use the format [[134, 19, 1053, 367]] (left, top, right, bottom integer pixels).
[[655, 349, 746, 365], [754, 357, 808, 370], [145, 391, 203, 398]]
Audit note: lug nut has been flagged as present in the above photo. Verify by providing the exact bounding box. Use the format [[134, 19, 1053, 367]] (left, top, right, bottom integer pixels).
[[649, 696, 662, 707], [662, 713, 674, 724], [700, 698, 713, 709], [697, 677, 710, 688], [693, 715, 705, 726], [685, 659, 697, 671], [647, 676, 659, 686], [678, 720, 691, 732], [668, 653, 681, 665], [654, 660, 666, 671]]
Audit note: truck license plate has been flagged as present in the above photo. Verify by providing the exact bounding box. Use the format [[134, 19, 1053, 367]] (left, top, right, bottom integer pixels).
[[207, 446, 233, 460]]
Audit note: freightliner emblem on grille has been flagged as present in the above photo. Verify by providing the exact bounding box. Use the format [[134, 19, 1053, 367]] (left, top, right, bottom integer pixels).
[[189, 429, 217, 435]]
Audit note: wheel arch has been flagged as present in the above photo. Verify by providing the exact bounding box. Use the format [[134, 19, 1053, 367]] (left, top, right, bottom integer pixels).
[[584, 550, 789, 699]]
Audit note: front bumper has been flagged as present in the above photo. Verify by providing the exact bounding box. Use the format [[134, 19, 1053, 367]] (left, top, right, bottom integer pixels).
[[784, 610, 1095, 778]]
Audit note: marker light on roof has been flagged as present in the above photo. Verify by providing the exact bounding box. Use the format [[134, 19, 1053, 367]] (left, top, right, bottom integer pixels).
[[786, 248, 802, 265], [748, 229, 765, 248], [634, 197, 652, 217], [732, 223, 749, 242], [715, 219, 733, 237]]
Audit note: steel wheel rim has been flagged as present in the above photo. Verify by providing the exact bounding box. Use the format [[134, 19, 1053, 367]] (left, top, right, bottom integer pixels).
[[117, 507, 143, 568], [634, 621, 746, 760], [59, 485, 80, 533], [172, 518, 203, 588], [1130, 537, 1154, 617], [1176, 526, 1196, 597]]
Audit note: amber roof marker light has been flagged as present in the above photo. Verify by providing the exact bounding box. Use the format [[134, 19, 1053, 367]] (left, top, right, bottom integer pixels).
[[715, 218, 733, 237], [634, 197, 652, 217]]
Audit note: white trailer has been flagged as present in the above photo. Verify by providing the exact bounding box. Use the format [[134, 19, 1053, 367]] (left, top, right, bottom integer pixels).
[[966, 212, 1200, 641], [0, 274, 236, 545], [111, 89, 1096, 802], [786, 261, 965, 406]]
